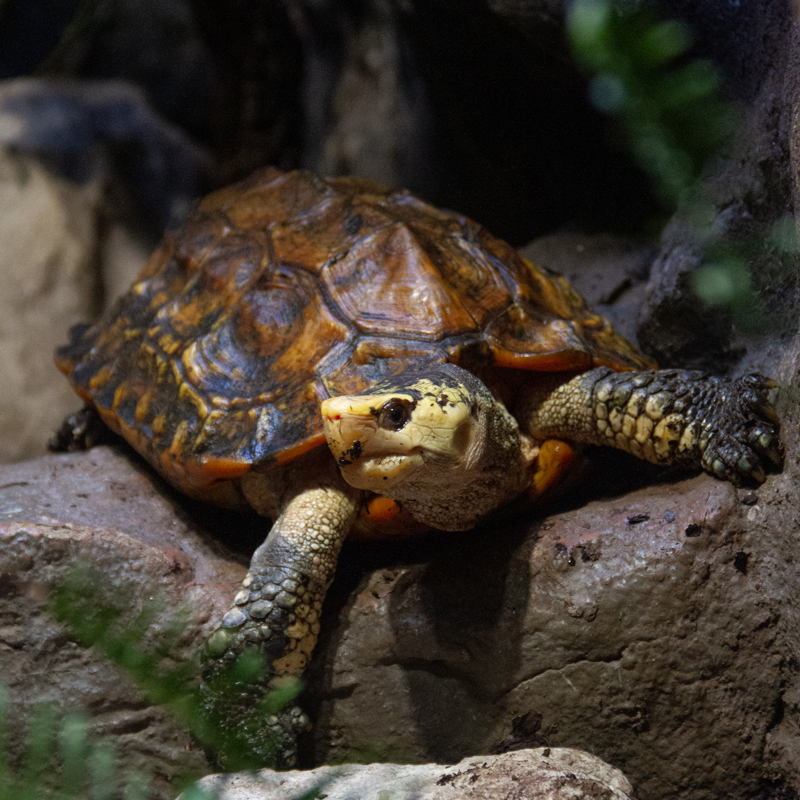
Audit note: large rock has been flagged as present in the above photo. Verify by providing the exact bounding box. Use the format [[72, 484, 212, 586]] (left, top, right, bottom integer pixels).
[[0, 446, 248, 800], [308, 469, 798, 800], [0, 76, 211, 464], [186, 747, 635, 800], [0, 143, 150, 465]]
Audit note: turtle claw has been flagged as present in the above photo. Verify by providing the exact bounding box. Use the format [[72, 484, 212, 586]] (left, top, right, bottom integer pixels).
[[700, 373, 782, 486], [747, 463, 766, 485], [48, 405, 113, 452], [198, 678, 309, 770], [747, 426, 782, 466]]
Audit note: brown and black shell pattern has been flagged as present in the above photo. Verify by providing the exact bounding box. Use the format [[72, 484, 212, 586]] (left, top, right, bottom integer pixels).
[[56, 168, 654, 500]]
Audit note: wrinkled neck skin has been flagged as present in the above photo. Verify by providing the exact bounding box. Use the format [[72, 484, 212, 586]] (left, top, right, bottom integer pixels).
[[382, 392, 535, 531]]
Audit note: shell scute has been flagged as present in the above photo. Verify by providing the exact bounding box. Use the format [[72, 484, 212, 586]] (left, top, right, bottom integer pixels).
[[180, 265, 350, 409], [270, 193, 395, 274], [321, 338, 448, 398], [224, 170, 335, 230], [323, 223, 480, 338]]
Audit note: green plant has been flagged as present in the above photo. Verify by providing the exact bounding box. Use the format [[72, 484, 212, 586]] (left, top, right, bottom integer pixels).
[[567, 0, 735, 209], [47, 564, 302, 775], [0, 686, 186, 800], [567, 0, 780, 325], [0, 563, 310, 797]]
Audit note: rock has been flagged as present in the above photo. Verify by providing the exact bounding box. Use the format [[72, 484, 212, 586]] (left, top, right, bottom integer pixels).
[[100, 219, 156, 312], [0, 446, 248, 800], [520, 233, 654, 347], [185, 747, 635, 800], [0, 76, 215, 464], [0, 149, 102, 464], [0, 77, 212, 230], [0, 0, 214, 148], [308, 476, 799, 800], [298, 0, 436, 195], [633, 0, 799, 371], [286, 0, 656, 243]]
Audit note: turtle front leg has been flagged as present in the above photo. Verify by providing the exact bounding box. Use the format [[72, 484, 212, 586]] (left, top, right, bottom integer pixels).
[[522, 368, 782, 484], [200, 479, 359, 769]]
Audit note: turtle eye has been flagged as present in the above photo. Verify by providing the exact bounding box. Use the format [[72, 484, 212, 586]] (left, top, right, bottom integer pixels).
[[377, 398, 415, 431]]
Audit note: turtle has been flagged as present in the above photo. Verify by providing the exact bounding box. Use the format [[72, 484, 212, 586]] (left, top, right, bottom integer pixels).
[[54, 167, 782, 767]]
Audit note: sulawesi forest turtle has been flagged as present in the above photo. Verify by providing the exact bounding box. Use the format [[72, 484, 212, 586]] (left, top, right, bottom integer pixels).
[[55, 167, 781, 765]]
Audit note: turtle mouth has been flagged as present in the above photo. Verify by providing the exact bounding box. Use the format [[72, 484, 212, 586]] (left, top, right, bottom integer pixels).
[[320, 401, 377, 465], [321, 397, 423, 491], [347, 452, 423, 490]]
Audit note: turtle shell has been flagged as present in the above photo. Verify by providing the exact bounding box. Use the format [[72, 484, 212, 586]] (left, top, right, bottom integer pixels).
[[56, 168, 655, 498]]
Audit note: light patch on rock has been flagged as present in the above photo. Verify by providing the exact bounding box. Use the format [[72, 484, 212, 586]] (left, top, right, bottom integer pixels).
[[184, 748, 634, 800], [0, 150, 101, 462]]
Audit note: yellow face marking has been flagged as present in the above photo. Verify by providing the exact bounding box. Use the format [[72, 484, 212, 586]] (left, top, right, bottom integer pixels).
[[321, 379, 477, 493]]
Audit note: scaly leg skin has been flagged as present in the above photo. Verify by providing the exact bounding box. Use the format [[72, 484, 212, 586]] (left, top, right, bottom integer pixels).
[[523, 368, 782, 484], [48, 405, 115, 452], [199, 481, 359, 769]]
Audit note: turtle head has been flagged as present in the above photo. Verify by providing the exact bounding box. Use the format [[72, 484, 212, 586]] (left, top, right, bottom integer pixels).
[[320, 363, 529, 530], [321, 364, 480, 490]]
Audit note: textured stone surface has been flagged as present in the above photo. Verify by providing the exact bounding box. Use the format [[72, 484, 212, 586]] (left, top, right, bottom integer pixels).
[[0, 76, 215, 465], [0, 144, 150, 465], [520, 234, 654, 347], [186, 747, 634, 800], [305, 462, 799, 800], [0, 446, 249, 800], [634, 0, 799, 372]]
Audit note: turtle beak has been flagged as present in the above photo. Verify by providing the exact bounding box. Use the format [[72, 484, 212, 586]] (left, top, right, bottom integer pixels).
[[320, 395, 424, 491], [320, 397, 377, 466]]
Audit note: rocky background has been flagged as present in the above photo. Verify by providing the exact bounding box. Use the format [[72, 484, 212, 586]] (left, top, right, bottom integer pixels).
[[0, 1, 799, 799]]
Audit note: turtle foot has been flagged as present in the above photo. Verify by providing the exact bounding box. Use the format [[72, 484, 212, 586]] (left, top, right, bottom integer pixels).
[[198, 677, 309, 770], [543, 367, 784, 485], [699, 373, 782, 485], [48, 405, 114, 452]]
